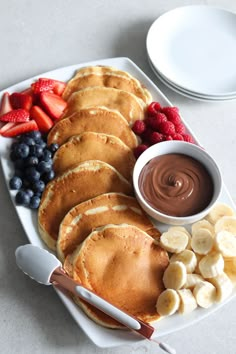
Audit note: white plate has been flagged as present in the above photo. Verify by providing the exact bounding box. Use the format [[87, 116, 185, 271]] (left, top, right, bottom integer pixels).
[[148, 55, 236, 102], [147, 6, 236, 96], [0, 57, 236, 348]]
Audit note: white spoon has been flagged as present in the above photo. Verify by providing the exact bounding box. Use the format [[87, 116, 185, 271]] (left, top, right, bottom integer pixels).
[[15, 244, 176, 354]]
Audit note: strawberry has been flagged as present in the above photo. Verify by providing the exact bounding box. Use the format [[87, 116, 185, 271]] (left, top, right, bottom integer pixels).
[[40, 92, 67, 120], [0, 109, 30, 123], [0, 92, 13, 116], [0, 122, 16, 134], [52, 80, 66, 96], [10, 92, 33, 111], [31, 78, 54, 95], [30, 105, 54, 133], [1, 120, 38, 137]]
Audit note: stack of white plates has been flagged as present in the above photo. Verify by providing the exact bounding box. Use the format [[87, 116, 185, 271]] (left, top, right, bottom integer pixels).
[[146, 6, 236, 101]]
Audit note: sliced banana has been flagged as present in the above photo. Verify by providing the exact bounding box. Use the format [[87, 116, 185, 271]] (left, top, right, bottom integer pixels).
[[193, 281, 216, 308], [215, 231, 236, 258], [191, 228, 214, 255], [156, 289, 180, 316], [163, 261, 187, 290], [195, 254, 204, 275], [199, 252, 224, 278], [177, 289, 197, 314], [183, 273, 204, 289], [208, 272, 233, 302], [206, 203, 235, 225], [168, 226, 192, 249], [224, 258, 236, 282], [160, 230, 189, 253], [215, 216, 236, 235], [170, 250, 197, 273], [191, 219, 215, 237]]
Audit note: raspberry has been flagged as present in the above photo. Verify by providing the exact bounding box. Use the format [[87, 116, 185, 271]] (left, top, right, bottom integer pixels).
[[164, 135, 173, 141], [161, 106, 181, 125], [146, 113, 167, 131], [147, 102, 162, 116], [141, 128, 153, 143], [133, 144, 148, 159], [172, 133, 184, 141], [182, 134, 194, 143], [149, 132, 164, 145], [158, 121, 175, 135], [175, 123, 186, 134], [132, 120, 146, 135]]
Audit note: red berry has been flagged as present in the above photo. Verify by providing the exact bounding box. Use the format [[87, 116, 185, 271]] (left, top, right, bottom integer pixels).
[[147, 102, 162, 116], [30, 105, 54, 133], [40, 92, 67, 120], [0, 92, 13, 116], [133, 144, 148, 159], [164, 135, 173, 141], [172, 133, 184, 141], [175, 123, 186, 134], [31, 78, 54, 95], [158, 121, 175, 135], [132, 120, 146, 135], [0, 109, 30, 123], [161, 106, 181, 125], [1, 120, 38, 137], [149, 132, 164, 145], [182, 134, 194, 143], [141, 128, 153, 143], [10, 92, 33, 111]]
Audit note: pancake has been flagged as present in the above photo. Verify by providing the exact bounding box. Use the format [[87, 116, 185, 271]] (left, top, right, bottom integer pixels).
[[52, 132, 136, 182], [62, 87, 146, 124], [38, 160, 133, 250], [57, 192, 161, 261], [62, 65, 152, 104], [64, 224, 169, 328], [47, 107, 138, 149]]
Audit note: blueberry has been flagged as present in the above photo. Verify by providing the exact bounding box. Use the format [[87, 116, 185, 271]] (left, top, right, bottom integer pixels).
[[35, 138, 47, 149], [42, 149, 52, 162], [25, 156, 39, 167], [14, 143, 30, 159], [48, 143, 59, 154], [24, 189, 34, 198], [42, 170, 55, 183], [20, 136, 35, 146], [25, 167, 41, 183], [32, 180, 45, 194], [37, 161, 52, 174], [9, 176, 22, 190], [29, 195, 41, 209], [15, 190, 30, 206], [29, 145, 44, 158], [14, 158, 25, 169], [27, 131, 42, 140]]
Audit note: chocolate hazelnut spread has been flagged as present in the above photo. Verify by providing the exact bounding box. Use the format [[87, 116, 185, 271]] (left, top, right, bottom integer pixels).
[[139, 153, 214, 217]]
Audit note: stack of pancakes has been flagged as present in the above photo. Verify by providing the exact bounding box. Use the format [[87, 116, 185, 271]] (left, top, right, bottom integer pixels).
[[38, 65, 169, 328]]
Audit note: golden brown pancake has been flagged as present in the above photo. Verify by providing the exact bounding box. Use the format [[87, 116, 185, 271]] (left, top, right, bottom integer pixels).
[[38, 161, 133, 250], [52, 132, 136, 182], [62, 87, 146, 124], [57, 192, 160, 261], [47, 107, 138, 149], [62, 65, 152, 104], [64, 224, 169, 328]]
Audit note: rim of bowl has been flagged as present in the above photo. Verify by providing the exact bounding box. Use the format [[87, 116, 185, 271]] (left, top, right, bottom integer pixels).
[[133, 141, 222, 223]]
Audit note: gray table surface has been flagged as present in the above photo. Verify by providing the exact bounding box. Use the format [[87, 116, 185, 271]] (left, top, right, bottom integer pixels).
[[1, 1, 236, 353]]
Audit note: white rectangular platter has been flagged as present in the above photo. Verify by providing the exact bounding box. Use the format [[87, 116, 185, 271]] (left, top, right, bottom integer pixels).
[[0, 57, 235, 348]]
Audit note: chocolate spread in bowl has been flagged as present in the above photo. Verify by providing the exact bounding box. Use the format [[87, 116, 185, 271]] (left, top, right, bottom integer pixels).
[[138, 153, 214, 217]]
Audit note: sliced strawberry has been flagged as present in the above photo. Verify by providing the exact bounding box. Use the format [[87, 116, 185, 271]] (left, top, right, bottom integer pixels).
[[40, 92, 67, 120], [0, 92, 13, 116], [30, 105, 54, 133], [20, 87, 33, 95], [0, 122, 16, 134], [10, 92, 33, 111], [52, 80, 66, 96], [0, 109, 30, 123], [31, 78, 54, 95], [1, 120, 38, 137]]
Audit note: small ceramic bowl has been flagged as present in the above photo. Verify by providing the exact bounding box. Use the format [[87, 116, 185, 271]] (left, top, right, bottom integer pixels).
[[133, 141, 222, 225]]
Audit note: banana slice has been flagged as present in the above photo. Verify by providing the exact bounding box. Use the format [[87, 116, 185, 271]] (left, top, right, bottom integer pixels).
[[208, 272, 233, 302], [206, 203, 235, 225], [170, 250, 197, 273], [183, 274, 204, 289], [156, 289, 180, 316], [191, 219, 215, 237], [160, 230, 189, 253], [191, 228, 214, 255], [215, 231, 236, 258], [177, 289, 197, 314], [215, 216, 236, 235], [193, 281, 216, 308], [199, 252, 224, 278], [168, 226, 192, 249], [195, 253, 204, 275], [224, 258, 236, 282], [163, 261, 187, 290]]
